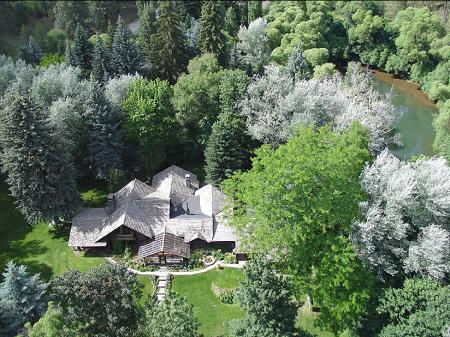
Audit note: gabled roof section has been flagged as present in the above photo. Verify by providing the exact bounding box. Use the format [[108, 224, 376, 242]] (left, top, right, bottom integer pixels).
[[137, 227, 190, 258], [69, 208, 108, 247], [152, 165, 199, 208], [115, 178, 156, 205], [95, 188, 170, 242], [194, 184, 227, 217]]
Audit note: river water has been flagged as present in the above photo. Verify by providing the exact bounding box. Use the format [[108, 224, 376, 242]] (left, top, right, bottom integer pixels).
[[371, 70, 437, 159]]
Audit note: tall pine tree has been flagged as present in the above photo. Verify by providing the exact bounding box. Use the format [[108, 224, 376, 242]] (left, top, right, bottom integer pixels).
[[83, 81, 122, 180], [137, 2, 158, 69], [285, 42, 311, 80], [150, 1, 187, 83], [91, 38, 111, 84], [64, 40, 76, 67], [247, 1, 262, 22], [199, 1, 227, 65], [0, 85, 80, 223], [204, 111, 249, 186], [111, 16, 142, 76], [72, 24, 91, 77]]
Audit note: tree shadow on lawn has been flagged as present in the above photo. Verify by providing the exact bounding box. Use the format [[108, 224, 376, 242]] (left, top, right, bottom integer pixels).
[[49, 222, 71, 241], [0, 180, 52, 280]]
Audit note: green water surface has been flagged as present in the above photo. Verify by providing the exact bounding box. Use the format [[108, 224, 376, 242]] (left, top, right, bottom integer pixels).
[[372, 77, 437, 159]]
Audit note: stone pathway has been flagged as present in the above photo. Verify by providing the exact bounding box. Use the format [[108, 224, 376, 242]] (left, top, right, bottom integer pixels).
[[155, 267, 169, 302]]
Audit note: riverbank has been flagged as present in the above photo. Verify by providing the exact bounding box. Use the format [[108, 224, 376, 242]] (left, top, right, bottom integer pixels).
[[370, 69, 437, 110]]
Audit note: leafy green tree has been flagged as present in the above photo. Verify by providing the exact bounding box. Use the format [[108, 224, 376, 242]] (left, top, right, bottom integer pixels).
[[0, 261, 48, 337], [91, 37, 110, 84], [377, 278, 450, 337], [248, 0, 262, 22], [72, 24, 91, 77], [25, 302, 67, 337], [223, 124, 373, 334], [140, 292, 200, 337], [149, 1, 187, 83], [385, 7, 447, 82], [230, 257, 298, 337], [313, 63, 336, 79], [84, 81, 122, 180], [52, 263, 142, 337], [123, 78, 174, 174], [199, 1, 227, 65], [173, 54, 222, 148], [87, 1, 121, 33], [303, 48, 329, 67], [54, 1, 88, 38], [0, 86, 80, 223], [433, 99, 450, 161], [27, 35, 42, 65], [111, 16, 142, 76]]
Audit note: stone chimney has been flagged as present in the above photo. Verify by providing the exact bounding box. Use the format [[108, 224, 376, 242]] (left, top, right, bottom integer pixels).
[[185, 174, 191, 188], [107, 193, 116, 214]]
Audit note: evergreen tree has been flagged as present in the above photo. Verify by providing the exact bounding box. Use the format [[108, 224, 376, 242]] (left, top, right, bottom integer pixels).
[[205, 69, 252, 185], [237, 1, 248, 27], [225, 6, 239, 37], [285, 42, 311, 80], [0, 86, 81, 223], [0, 261, 49, 337], [111, 16, 142, 76], [83, 81, 122, 180], [64, 40, 76, 67], [247, 1, 262, 22], [230, 257, 298, 337], [199, 1, 227, 65], [54, 1, 88, 38], [91, 38, 111, 84], [27, 35, 42, 65], [205, 111, 248, 186], [87, 1, 121, 33], [137, 2, 157, 63], [150, 1, 187, 83], [72, 24, 91, 77]]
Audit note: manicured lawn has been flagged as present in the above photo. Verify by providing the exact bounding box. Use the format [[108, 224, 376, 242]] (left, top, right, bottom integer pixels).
[[0, 181, 105, 281], [172, 267, 244, 337]]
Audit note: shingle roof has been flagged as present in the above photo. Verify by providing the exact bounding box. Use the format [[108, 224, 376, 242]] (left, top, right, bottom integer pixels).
[[194, 184, 227, 217], [69, 208, 108, 247], [69, 167, 238, 249], [138, 227, 190, 258], [95, 192, 169, 242], [152, 165, 199, 208], [212, 210, 238, 243]]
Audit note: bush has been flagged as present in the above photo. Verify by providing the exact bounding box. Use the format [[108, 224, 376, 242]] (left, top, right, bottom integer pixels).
[[224, 253, 236, 264], [209, 249, 226, 261], [218, 288, 235, 304], [189, 249, 206, 269], [108, 168, 127, 192]]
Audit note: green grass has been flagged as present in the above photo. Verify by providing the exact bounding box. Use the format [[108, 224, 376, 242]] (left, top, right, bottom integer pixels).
[[0, 181, 105, 281], [172, 267, 244, 337], [138, 275, 155, 305]]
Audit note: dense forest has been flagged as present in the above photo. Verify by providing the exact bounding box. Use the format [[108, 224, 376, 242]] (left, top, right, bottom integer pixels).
[[0, 1, 449, 337]]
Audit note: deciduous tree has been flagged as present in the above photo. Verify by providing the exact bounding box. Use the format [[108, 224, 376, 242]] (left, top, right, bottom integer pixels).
[[52, 263, 141, 337], [223, 124, 373, 333]]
